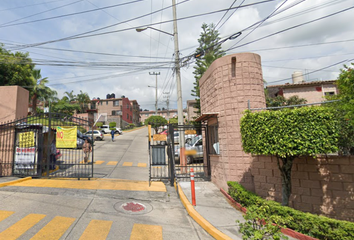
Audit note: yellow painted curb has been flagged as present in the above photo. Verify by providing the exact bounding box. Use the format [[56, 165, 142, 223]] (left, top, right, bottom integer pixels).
[[0, 177, 32, 188], [176, 183, 233, 240]]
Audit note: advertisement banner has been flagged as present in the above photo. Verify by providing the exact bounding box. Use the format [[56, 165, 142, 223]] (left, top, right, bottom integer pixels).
[[14, 147, 36, 169], [19, 131, 35, 147], [56, 126, 77, 149]]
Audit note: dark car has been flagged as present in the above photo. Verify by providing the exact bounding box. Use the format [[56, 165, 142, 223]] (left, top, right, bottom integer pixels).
[[77, 130, 93, 144]]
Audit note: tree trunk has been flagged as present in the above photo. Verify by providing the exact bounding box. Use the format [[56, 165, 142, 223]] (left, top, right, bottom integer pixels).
[[276, 156, 295, 206], [32, 94, 38, 115]]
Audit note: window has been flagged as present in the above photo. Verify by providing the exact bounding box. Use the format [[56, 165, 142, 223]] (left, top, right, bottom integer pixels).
[[127, 114, 129, 119], [100, 101, 103, 105], [106, 101, 108, 105], [231, 57, 236, 77], [208, 124, 219, 154], [112, 110, 122, 116], [113, 100, 119, 106], [112, 111, 116, 116], [325, 92, 335, 96], [145, 114, 149, 116], [126, 105, 129, 109]]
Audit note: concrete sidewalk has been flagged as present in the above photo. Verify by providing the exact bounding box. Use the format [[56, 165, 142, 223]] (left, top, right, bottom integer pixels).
[[178, 181, 244, 240], [178, 181, 297, 240]]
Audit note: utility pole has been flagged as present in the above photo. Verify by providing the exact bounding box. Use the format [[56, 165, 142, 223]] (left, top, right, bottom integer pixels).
[[149, 72, 160, 115], [172, 0, 185, 164]]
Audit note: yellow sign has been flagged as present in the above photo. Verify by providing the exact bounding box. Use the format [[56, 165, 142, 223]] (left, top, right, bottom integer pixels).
[[153, 134, 167, 141], [185, 130, 196, 135], [56, 126, 77, 149], [19, 132, 35, 147]]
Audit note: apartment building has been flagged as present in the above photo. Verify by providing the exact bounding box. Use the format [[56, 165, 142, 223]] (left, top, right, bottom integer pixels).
[[90, 94, 140, 128]]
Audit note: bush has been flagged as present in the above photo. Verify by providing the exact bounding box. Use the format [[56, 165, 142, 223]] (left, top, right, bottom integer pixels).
[[228, 182, 354, 240]]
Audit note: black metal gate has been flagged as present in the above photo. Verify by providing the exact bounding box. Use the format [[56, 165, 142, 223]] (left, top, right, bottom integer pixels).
[[0, 112, 93, 179], [148, 123, 211, 185]]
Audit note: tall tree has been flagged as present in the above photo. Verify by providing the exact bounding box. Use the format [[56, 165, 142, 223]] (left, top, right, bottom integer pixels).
[[0, 44, 35, 87], [30, 69, 57, 115], [192, 23, 225, 116], [63, 90, 77, 102], [77, 90, 91, 113]]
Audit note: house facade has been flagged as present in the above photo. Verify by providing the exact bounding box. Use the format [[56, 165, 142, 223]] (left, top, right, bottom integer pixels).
[[90, 96, 139, 128], [267, 80, 338, 104], [186, 100, 198, 122]]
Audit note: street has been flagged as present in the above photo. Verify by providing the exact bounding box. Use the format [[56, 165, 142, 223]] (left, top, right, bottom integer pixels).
[[0, 127, 213, 240]]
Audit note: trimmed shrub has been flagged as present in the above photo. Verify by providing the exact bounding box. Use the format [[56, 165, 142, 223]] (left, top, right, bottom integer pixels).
[[228, 182, 354, 240]]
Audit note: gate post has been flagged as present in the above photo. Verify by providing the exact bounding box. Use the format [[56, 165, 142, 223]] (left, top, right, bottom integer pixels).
[[46, 111, 52, 177], [168, 124, 175, 186]]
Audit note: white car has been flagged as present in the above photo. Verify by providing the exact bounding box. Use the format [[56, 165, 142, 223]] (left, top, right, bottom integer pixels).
[[115, 128, 123, 134], [85, 130, 104, 141], [175, 135, 203, 164]]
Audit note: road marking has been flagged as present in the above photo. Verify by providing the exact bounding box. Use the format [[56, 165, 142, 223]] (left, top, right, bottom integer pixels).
[[137, 163, 147, 167], [94, 161, 105, 165], [79, 219, 112, 240], [130, 224, 163, 240], [123, 162, 133, 166], [0, 213, 46, 240], [30, 216, 75, 240], [12, 179, 166, 192], [0, 210, 14, 223], [107, 161, 118, 165]]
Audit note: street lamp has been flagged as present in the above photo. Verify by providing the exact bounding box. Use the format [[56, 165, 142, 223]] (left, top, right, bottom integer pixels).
[[136, 27, 174, 36], [136, 0, 185, 164]]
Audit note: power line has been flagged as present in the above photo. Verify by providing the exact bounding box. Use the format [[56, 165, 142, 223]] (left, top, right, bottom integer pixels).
[[11, 0, 275, 50], [0, 0, 144, 28], [0, 0, 70, 12], [225, 5, 354, 51], [0, 0, 84, 27], [266, 58, 354, 85]]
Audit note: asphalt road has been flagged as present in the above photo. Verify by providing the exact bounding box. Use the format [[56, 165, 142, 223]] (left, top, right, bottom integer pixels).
[[0, 127, 213, 240]]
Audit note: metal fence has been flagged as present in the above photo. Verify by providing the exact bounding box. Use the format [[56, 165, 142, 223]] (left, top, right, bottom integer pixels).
[[0, 112, 93, 179]]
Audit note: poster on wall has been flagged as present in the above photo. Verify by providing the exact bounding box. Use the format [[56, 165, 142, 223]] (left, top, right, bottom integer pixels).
[[18, 131, 35, 147], [14, 147, 36, 169], [56, 126, 77, 148]]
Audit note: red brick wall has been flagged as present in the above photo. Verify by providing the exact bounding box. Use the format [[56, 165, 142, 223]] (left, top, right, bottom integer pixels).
[[251, 155, 354, 221]]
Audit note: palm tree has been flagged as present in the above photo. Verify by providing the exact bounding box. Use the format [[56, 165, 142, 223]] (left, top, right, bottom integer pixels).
[[63, 90, 77, 102], [31, 69, 57, 115], [77, 90, 91, 113]]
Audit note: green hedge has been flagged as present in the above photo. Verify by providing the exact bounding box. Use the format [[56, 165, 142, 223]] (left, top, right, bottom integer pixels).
[[228, 182, 354, 240]]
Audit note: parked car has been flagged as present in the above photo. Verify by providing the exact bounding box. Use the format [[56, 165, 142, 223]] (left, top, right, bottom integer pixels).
[[85, 130, 104, 141], [172, 131, 198, 144], [115, 127, 123, 135], [77, 130, 93, 144], [175, 135, 203, 164], [100, 125, 111, 134], [76, 137, 85, 149]]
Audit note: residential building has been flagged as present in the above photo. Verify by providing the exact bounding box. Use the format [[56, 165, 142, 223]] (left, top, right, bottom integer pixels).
[[91, 95, 138, 128], [186, 100, 198, 122], [266, 73, 338, 104], [130, 100, 141, 126]]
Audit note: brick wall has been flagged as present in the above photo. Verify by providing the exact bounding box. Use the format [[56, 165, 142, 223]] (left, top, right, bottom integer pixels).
[[199, 52, 265, 191], [251, 155, 354, 221]]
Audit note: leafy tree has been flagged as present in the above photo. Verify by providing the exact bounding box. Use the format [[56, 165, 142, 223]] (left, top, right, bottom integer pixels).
[[192, 23, 225, 116], [325, 63, 354, 154], [109, 122, 116, 131], [96, 122, 103, 128], [0, 45, 35, 87], [266, 95, 307, 108], [144, 116, 167, 133], [63, 90, 77, 102], [77, 90, 91, 113], [30, 69, 57, 115], [241, 107, 338, 206], [168, 117, 178, 126], [51, 96, 80, 115]]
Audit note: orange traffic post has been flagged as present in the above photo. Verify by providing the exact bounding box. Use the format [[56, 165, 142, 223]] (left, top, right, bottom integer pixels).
[[190, 168, 196, 206]]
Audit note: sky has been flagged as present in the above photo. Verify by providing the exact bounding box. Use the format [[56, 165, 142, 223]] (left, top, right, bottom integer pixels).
[[1, 0, 354, 111]]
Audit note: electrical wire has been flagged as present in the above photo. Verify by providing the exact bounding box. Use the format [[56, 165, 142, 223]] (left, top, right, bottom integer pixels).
[[0, 0, 144, 28], [0, 0, 84, 27], [11, 0, 275, 50], [0, 0, 68, 12]]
